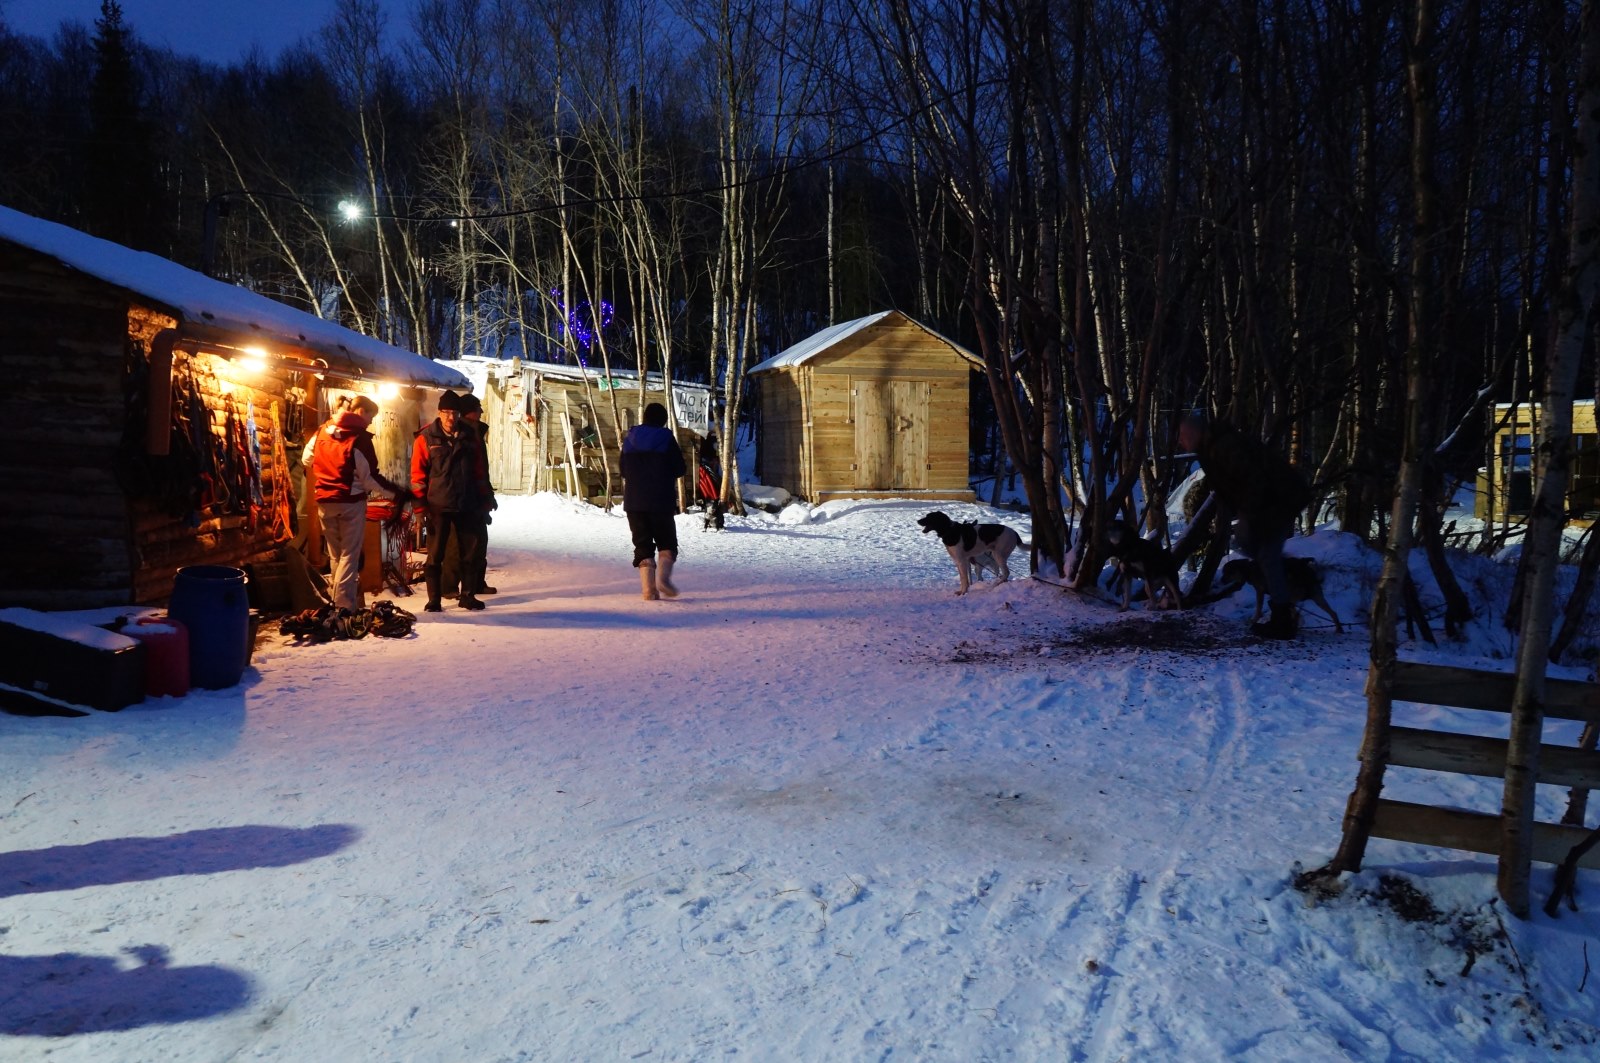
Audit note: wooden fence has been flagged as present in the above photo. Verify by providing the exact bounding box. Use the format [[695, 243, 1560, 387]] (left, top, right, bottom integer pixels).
[[1371, 661, 1600, 870]]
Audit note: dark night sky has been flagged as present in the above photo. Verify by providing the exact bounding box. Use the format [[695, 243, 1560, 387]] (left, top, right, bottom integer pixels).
[[3, 0, 413, 66]]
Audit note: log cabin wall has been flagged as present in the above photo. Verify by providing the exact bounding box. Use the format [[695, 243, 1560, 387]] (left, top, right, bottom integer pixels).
[[0, 251, 137, 607], [0, 242, 301, 608]]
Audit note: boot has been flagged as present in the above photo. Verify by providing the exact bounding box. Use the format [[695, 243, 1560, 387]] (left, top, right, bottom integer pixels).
[[1252, 601, 1298, 640], [657, 550, 678, 598], [424, 571, 443, 613], [458, 593, 485, 611], [639, 559, 659, 601]]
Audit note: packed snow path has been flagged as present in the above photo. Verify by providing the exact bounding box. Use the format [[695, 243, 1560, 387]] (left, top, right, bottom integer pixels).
[[3, 495, 1597, 1060]]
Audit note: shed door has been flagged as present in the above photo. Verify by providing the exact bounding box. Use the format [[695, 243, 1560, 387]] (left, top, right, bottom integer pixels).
[[854, 380, 928, 490]]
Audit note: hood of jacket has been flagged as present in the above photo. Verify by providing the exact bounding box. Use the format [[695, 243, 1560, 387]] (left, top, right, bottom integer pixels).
[[623, 423, 676, 454], [327, 409, 372, 438]]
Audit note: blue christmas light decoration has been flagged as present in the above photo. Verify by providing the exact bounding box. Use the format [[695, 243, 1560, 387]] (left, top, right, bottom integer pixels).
[[551, 289, 615, 368]]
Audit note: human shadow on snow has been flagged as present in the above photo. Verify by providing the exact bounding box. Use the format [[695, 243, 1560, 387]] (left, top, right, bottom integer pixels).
[[0, 946, 251, 1037], [0, 823, 360, 898]]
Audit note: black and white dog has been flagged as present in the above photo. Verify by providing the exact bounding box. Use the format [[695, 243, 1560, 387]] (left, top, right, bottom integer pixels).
[[1103, 520, 1183, 611], [1220, 556, 1342, 632], [918, 511, 1026, 595]]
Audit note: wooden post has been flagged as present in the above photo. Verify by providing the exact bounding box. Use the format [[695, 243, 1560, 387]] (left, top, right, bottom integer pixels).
[[302, 375, 324, 568], [561, 395, 580, 499], [146, 330, 176, 456]]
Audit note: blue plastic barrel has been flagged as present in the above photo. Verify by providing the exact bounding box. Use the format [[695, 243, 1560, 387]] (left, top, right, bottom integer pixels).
[[168, 565, 251, 689]]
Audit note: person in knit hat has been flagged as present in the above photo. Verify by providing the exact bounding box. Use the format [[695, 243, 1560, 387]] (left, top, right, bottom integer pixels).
[[620, 402, 687, 600], [302, 394, 409, 611], [411, 390, 493, 612]]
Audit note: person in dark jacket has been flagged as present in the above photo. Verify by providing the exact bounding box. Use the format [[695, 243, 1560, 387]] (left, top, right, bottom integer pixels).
[[621, 402, 688, 600], [440, 393, 497, 600], [1178, 412, 1311, 639], [302, 394, 408, 611], [411, 390, 493, 613]]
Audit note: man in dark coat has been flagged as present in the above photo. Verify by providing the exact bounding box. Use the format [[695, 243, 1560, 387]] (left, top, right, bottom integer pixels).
[[411, 390, 493, 613], [620, 402, 687, 600], [1178, 412, 1311, 638], [440, 392, 497, 599]]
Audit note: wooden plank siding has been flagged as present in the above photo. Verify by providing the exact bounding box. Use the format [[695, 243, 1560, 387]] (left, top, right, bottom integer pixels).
[[502, 374, 696, 503], [754, 313, 978, 503]]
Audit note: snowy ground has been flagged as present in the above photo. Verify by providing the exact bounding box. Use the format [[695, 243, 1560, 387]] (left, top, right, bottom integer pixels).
[[4, 494, 1600, 1061]]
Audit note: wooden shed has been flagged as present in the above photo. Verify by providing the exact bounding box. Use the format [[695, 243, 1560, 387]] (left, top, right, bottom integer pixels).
[[0, 205, 469, 609], [444, 357, 716, 504], [1475, 400, 1600, 526], [748, 310, 981, 503]]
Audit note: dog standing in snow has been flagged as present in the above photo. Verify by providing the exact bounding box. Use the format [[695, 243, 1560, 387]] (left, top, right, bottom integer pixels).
[[1102, 520, 1183, 611], [1221, 556, 1342, 632], [917, 511, 1026, 595]]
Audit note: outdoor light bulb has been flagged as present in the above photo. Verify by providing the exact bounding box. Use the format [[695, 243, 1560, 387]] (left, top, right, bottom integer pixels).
[[238, 356, 267, 373], [339, 200, 363, 221], [378, 382, 400, 399]]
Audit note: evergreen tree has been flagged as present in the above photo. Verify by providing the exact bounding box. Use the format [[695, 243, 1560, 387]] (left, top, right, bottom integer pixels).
[[84, 0, 158, 249]]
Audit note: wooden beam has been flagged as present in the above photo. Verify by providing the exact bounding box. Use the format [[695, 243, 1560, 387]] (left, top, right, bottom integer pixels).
[[1390, 726, 1600, 789], [1371, 799, 1600, 868], [1391, 661, 1600, 722]]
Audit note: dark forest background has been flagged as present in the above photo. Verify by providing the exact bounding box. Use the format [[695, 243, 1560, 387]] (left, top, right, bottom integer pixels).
[[1, 0, 1594, 588]]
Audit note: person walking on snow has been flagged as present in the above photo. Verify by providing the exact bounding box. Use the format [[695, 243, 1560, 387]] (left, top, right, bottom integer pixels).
[[1177, 411, 1311, 640], [302, 394, 409, 612], [412, 390, 494, 613], [621, 402, 687, 600]]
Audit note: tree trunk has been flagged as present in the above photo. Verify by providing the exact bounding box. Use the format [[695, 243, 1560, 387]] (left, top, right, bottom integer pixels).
[[1502, 0, 1600, 919]]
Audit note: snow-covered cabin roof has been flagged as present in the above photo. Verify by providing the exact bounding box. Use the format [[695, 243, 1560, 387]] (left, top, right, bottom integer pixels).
[[746, 310, 983, 374], [0, 205, 469, 391], [441, 355, 716, 394]]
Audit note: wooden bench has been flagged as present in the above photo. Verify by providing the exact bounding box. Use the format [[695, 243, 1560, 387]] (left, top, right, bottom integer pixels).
[[1372, 661, 1600, 869]]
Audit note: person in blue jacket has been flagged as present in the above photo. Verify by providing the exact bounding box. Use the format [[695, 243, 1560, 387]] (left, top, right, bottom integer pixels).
[[620, 402, 687, 600]]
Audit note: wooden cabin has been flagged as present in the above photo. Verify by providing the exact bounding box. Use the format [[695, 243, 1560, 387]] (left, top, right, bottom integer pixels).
[[443, 357, 715, 504], [0, 206, 469, 609], [748, 310, 981, 503], [1475, 401, 1600, 525]]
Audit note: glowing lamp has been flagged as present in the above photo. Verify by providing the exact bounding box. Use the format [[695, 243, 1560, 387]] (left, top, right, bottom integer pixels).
[[377, 382, 400, 400], [338, 200, 363, 221]]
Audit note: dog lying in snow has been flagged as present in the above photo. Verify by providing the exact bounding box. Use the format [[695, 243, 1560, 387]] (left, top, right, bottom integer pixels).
[[917, 511, 1026, 595], [1220, 556, 1342, 632], [1102, 520, 1183, 611]]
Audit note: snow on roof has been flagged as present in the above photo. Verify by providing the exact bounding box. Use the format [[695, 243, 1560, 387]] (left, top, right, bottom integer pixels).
[[440, 356, 718, 395], [0, 205, 469, 391], [746, 310, 982, 374]]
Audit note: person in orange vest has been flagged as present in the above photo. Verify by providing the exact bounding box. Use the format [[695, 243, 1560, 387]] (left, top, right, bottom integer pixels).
[[302, 395, 409, 611]]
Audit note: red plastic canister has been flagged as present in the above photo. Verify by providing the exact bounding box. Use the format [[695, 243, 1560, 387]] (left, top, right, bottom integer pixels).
[[122, 616, 191, 698]]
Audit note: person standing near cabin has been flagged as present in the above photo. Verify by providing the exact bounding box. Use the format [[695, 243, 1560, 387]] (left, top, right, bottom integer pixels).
[[412, 390, 493, 613], [1177, 411, 1312, 639], [459, 392, 497, 596], [621, 402, 687, 600], [302, 394, 409, 612]]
